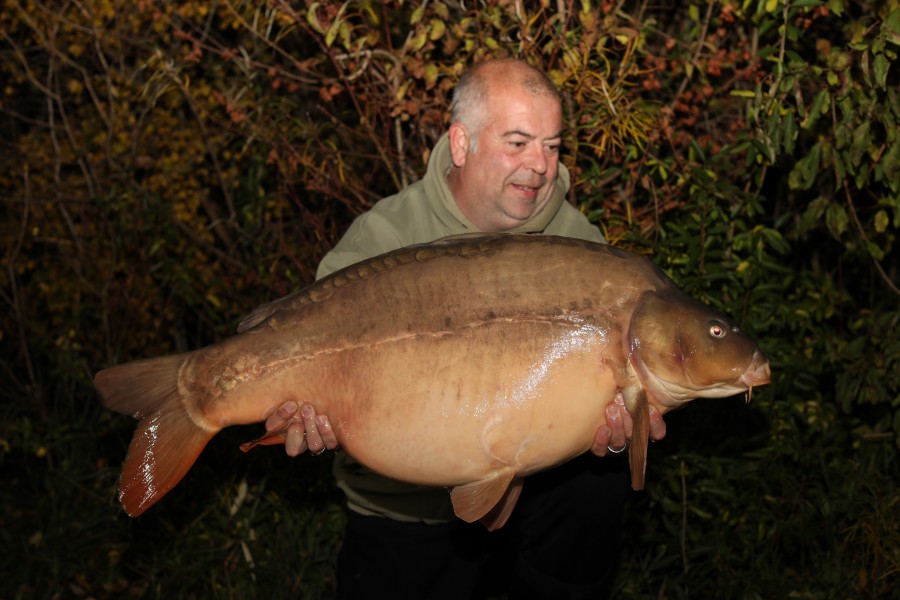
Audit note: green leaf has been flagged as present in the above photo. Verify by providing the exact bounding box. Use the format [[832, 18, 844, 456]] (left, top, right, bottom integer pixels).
[[689, 138, 707, 163], [826, 0, 844, 16], [783, 113, 796, 154], [882, 142, 899, 183], [802, 90, 830, 129], [753, 130, 776, 164], [835, 122, 851, 149], [864, 240, 885, 260], [789, 143, 822, 190], [410, 28, 428, 51], [410, 3, 426, 24], [826, 202, 849, 237], [429, 19, 446, 41], [874, 209, 889, 233], [324, 2, 350, 48], [423, 62, 439, 90], [883, 8, 900, 46], [874, 52, 889, 88], [306, 3, 324, 33], [851, 122, 872, 167]]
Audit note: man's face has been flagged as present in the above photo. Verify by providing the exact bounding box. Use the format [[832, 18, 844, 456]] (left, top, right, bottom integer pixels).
[[448, 85, 563, 233]]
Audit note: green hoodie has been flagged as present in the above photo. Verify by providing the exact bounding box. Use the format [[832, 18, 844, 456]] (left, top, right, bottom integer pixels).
[[317, 133, 604, 523]]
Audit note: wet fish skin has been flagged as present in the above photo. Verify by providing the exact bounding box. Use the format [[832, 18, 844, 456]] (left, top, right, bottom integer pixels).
[[95, 234, 770, 527]]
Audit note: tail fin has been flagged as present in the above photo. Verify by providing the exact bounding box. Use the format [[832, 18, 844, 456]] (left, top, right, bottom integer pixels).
[[95, 353, 217, 516]]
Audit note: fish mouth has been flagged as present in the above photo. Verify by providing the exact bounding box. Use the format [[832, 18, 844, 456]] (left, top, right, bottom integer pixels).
[[739, 350, 771, 402]]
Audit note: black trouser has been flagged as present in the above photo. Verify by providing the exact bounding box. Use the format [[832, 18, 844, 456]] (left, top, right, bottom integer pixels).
[[336, 452, 630, 600]]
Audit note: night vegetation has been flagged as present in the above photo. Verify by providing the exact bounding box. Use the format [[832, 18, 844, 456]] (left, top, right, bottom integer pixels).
[[1, 1, 898, 598]]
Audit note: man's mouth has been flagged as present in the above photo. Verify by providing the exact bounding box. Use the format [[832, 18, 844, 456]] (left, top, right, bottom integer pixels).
[[511, 183, 541, 195]]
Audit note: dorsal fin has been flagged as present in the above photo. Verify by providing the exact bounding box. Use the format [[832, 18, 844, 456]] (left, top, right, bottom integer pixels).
[[236, 234, 518, 333]]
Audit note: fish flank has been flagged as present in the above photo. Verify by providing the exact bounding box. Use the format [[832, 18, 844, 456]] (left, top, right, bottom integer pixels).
[[215, 314, 597, 394]]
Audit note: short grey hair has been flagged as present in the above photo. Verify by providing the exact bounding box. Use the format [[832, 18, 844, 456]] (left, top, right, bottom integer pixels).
[[449, 59, 562, 150]]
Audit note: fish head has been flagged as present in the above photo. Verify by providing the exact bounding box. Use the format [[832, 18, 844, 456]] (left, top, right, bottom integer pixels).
[[628, 289, 770, 409]]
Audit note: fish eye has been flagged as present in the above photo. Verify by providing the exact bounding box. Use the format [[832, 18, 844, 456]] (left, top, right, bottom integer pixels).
[[708, 321, 727, 338]]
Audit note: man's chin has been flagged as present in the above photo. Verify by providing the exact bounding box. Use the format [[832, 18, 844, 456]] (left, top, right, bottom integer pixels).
[[503, 199, 546, 222]]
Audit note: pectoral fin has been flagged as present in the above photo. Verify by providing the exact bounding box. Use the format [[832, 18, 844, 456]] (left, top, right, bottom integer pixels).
[[623, 387, 650, 490], [239, 430, 287, 452], [451, 467, 518, 528]]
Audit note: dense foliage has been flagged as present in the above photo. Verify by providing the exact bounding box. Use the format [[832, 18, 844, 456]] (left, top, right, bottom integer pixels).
[[1, 1, 897, 598]]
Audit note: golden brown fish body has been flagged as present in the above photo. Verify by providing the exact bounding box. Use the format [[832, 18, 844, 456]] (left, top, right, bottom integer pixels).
[[96, 234, 770, 527]]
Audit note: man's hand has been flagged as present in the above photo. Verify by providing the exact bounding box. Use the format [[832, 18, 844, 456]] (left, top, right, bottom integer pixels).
[[266, 393, 663, 459], [266, 401, 340, 457], [591, 392, 667, 457]]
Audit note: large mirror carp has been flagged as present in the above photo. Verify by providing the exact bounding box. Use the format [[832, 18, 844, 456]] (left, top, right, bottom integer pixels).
[[95, 234, 770, 529]]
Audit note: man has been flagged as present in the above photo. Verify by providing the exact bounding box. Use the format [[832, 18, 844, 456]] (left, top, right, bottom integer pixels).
[[267, 58, 666, 598]]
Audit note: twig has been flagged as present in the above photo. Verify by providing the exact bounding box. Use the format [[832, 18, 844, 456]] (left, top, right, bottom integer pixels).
[[556, 0, 567, 25], [3, 168, 42, 409], [762, 2, 790, 118], [672, 1, 716, 106], [289, 2, 404, 192], [166, 68, 239, 248], [842, 180, 900, 297]]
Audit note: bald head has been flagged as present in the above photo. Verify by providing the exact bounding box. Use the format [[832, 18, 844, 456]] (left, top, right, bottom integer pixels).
[[450, 59, 562, 149]]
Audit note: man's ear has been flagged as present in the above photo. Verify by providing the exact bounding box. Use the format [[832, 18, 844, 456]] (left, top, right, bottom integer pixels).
[[448, 123, 470, 168]]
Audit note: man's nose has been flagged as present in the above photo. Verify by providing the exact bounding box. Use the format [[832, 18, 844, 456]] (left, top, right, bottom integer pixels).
[[526, 144, 549, 174]]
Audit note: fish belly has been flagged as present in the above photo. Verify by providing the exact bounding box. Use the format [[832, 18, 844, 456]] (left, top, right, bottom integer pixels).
[[292, 318, 618, 487]]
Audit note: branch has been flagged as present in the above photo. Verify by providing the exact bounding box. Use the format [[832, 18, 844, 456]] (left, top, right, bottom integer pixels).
[[672, 0, 716, 106], [842, 180, 900, 297]]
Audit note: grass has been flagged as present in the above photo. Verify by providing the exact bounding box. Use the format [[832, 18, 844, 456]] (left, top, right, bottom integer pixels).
[[0, 401, 344, 599]]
